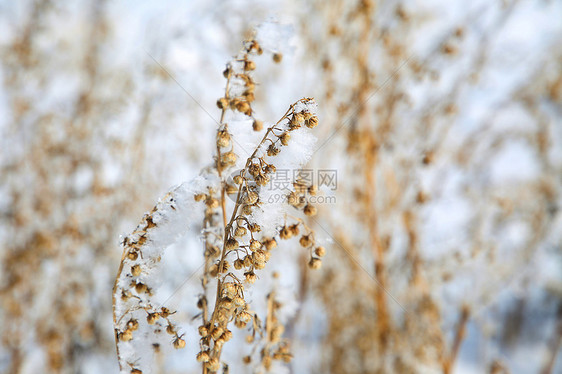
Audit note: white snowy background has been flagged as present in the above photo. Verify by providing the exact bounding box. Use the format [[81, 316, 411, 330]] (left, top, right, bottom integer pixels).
[[0, 0, 561, 373]]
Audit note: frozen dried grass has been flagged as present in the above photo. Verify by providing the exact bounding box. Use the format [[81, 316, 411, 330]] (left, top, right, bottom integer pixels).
[[112, 26, 324, 373]]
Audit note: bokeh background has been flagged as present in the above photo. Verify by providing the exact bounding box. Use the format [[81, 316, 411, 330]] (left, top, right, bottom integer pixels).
[[1, 0, 561, 373]]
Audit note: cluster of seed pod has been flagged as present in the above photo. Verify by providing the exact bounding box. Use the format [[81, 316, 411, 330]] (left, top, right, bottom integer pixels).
[[278, 218, 325, 270], [266, 108, 319, 157], [196, 281, 252, 372], [288, 180, 318, 216], [216, 38, 264, 131], [113, 194, 186, 374], [220, 103, 321, 280], [192, 100, 320, 372], [283, 180, 325, 269]]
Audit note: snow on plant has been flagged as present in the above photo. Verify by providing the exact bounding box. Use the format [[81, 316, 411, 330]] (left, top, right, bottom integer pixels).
[[112, 23, 324, 374], [112, 181, 206, 373]]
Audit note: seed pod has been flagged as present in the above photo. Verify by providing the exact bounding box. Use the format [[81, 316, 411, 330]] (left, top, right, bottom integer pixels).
[[217, 129, 231, 147], [198, 325, 209, 337], [229, 98, 241, 110], [255, 174, 269, 186], [218, 261, 230, 273], [217, 97, 229, 109], [131, 264, 141, 277], [263, 250, 272, 262], [233, 319, 245, 329], [166, 324, 176, 335], [131, 369, 142, 374], [222, 282, 237, 298], [244, 60, 256, 71], [308, 258, 322, 270], [233, 175, 243, 185], [147, 312, 159, 325], [173, 336, 186, 349], [235, 100, 251, 115], [209, 264, 219, 277], [206, 357, 220, 371], [197, 350, 211, 363], [241, 205, 253, 215], [250, 40, 262, 54], [244, 271, 257, 284], [127, 251, 138, 261], [249, 240, 262, 251], [273, 53, 283, 63], [206, 245, 220, 258], [243, 355, 252, 364], [267, 144, 280, 156], [289, 224, 300, 236], [290, 113, 304, 128], [222, 151, 237, 166], [120, 329, 133, 341], [264, 238, 277, 250], [308, 185, 318, 195], [243, 191, 259, 205], [221, 329, 233, 342], [279, 226, 292, 240], [216, 308, 230, 323], [234, 226, 247, 237], [299, 235, 313, 247], [234, 258, 244, 270], [127, 319, 139, 331], [293, 182, 308, 194], [135, 282, 147, 294], [226, 238, 239, 250], [264, 164, 276, 174], [194, 193, 206, 202], [305, 116, 319, 128], [226, 184, 238, 194], [121, 290, 132, 301], [253, 119, 263, 131], [233, 296, 245, 308], [315, 246, 326, 257], [249, 163, 261, 176], [279, 132, 291, 146], [223, 66, 232, 78], [205, 197, 219, 209], [243, 255, 253, 267], [304, 204, 317, 216], [254, 261, 266, 270], [287, 192, 299, 206], [197, 296, 206, 309], [244, 91, 255, 102], [248, 223, 261, 233], [252, 250, 267, 264], [235, 311, 252, 328], [211, 327, 224, 340]]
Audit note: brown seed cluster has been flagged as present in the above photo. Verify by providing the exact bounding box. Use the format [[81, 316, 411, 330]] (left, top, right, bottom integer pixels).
[[196, 281, 251, 371], [193, 99, 321, 372], [216, 38, 263, 127], [283, 180, 325, 269], [113, 194, 187, 373]]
